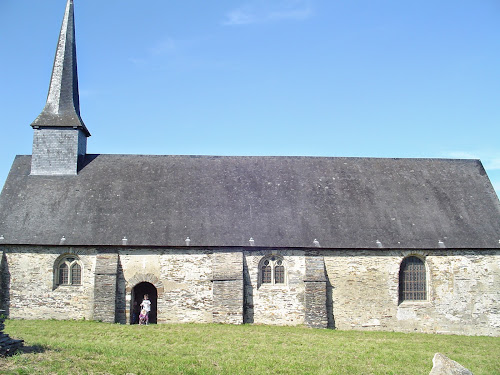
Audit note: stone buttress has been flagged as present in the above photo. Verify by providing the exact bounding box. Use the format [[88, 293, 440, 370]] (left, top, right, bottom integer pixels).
[[212, 250, 244, 324], [304, 254, 328, 328], [93, 252, 119, 323]]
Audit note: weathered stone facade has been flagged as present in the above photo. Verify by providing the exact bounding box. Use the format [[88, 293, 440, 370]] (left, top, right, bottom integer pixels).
[[244, 249, 309, 326], [1, 246, 498, 336], [1, 246, 96, 320], [324, 249, 500, 336], [118, 248, 215, 324]]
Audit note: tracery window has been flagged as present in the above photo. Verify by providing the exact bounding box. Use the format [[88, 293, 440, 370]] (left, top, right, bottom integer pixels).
[[399, 256, 426, 302], [274, 260, 285, 284], [259, 256, 286, 286], [262, 260, 272, 284], [71, 262, 82, 284], [59, 263, 68, 284], [56, 256, 82, 286]]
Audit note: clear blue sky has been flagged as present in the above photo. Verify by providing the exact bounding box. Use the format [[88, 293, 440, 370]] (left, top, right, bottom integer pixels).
[[1, 1, 499, 197]]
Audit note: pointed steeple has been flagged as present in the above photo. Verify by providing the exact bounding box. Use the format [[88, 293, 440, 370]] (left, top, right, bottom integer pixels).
[[30, 0, 89, 176], [31, 0, 90, 137]]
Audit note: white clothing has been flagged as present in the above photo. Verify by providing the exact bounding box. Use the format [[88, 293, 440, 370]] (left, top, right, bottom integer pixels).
[[140, 299, 151, 312]]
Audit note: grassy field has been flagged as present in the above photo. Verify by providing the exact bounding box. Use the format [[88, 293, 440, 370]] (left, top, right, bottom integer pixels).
[[0, 320, 499, 375]]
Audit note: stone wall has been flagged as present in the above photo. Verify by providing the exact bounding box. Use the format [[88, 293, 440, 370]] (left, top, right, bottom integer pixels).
[[0, 251, 6, 314], [1, 245, 498, 336], [0, 246, 96, 320], [324, 249, 500, 336], [118, 248, 215, 324], [244, 250, 306, 326]]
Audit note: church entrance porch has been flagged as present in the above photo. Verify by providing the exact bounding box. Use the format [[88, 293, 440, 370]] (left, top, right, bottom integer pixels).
[[131, 282, 157, 324]]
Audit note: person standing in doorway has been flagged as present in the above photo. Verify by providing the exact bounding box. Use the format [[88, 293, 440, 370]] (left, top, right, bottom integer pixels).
[[139, 294, 151, 325]]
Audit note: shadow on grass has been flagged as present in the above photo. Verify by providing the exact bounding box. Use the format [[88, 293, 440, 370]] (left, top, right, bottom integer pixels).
[[9, 344, 51, 356], [20, 345, 49, 354]]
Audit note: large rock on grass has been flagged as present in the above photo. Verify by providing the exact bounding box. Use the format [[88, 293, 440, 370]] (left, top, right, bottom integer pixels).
[[429, 353, 473, 375]]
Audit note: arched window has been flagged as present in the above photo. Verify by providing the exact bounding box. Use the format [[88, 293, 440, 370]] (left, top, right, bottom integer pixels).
[[274, 260, 284, 284], [56, 256, 82, 286], [71, 263, 82, 285], [261, 260, 272, 284], [59, 263, 68, 285], [399, 256, 426, 302], [259, 256, 286, 286]]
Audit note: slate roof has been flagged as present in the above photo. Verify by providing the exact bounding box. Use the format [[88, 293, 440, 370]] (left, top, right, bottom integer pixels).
[[30, 0, 90, 136], [0, 154, 499, 249]]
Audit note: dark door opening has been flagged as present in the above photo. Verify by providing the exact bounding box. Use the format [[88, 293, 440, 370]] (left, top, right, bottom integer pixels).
[[131, 282, 157, 324]]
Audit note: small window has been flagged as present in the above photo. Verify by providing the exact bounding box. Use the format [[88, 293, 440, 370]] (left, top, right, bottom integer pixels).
[[56, 256, 82, 286], [262, 260, 272, 284], [399, 256, 426, 302], [59, 263, 68, 285], [274, 260, 284, 284], [259, 256, 286, 286], [71, 263, 81, 285]]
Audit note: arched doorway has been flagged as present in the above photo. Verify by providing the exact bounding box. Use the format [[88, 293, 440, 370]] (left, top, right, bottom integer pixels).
[[131, 282, 157, 324]]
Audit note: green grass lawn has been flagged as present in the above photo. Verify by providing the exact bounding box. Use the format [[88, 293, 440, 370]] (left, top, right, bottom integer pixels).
[[0, 320, 499, 375]]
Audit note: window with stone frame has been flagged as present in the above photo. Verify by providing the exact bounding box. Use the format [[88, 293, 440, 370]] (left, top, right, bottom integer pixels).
[[399, 256, 426, 302], [56, 256, 82, 286], [259, 256, 286, 286]]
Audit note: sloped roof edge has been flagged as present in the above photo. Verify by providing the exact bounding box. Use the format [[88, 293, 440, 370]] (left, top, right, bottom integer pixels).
[[0, 154, 499, 249]]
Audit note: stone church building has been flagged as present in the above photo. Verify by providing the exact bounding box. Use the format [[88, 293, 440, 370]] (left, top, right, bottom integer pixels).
[[1, 0, 499, 335]]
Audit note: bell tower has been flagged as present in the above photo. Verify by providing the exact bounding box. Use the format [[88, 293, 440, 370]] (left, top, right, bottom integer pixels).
[[30, 0, 90, 175]]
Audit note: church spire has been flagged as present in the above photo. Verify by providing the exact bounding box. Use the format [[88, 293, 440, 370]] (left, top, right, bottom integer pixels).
[[30, 0, 89, 176], [31, 0, 90, 137]]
